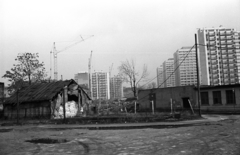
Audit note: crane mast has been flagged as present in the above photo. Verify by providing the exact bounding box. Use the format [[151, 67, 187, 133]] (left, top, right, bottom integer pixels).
[[109, 63, 114, 99], [88, 51, 93, 98], [53, 42, 58, 80], [52, 35, 93, 80], [109, 63, 114, 78]]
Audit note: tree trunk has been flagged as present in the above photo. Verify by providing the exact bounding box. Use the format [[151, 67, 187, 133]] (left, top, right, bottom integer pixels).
[[133, 89, 137, 98], [133, 80, 137, 98], [28, 74, 31, 85]]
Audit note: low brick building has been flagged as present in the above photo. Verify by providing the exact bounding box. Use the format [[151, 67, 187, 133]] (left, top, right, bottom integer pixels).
[[138, 85, 197, 112], [138, 84, 240, 113], [200, 84, 240, 113]]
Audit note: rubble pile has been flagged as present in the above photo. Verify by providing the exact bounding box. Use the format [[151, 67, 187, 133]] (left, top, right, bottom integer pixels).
[[58, 101, 78, 118]]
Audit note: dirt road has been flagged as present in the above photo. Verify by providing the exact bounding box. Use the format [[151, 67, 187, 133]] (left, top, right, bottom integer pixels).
[[0, 115, 240, 155]]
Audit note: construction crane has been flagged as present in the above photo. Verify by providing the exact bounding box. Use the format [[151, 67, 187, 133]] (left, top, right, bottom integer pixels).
[[109, 63, 114, 99], [109, 63, 114, 78], [88, 51, 93, 98], [51, 35, 94, 80]]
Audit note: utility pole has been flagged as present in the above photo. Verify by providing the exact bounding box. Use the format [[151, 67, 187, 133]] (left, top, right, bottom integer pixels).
[[109, 63, 114, 99], [16, 89, 19, 124], [195, 34, 201, 116], [88, 51, 93, 99], [50, 51, 52, 80], [62, 86, 68, 122]]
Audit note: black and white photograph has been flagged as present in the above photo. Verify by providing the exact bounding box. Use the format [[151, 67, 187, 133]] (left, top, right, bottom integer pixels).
[[0, 0, 240, 154]]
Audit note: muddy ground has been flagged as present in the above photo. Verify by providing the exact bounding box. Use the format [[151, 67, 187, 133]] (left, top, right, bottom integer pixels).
[[0, 115, 240, 155]]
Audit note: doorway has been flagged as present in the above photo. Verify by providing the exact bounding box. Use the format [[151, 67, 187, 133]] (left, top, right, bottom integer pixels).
[[182, 97, 190, 108]]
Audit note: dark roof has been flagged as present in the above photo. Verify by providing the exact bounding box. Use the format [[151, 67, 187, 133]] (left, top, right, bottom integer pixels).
[[137, 84, 240, 93], [4, 79, 77, 104], [199, 84, 240, 90]]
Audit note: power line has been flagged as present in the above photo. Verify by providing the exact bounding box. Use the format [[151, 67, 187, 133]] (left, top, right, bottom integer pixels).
[[157, 45, 195, 88], [137, 42, 239, 103], [138, 45, 195, 102], [140, 46, 195, 88], [140, 42, 239, 90]]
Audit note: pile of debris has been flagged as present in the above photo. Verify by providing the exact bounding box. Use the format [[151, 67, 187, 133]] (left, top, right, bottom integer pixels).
[[57, 101, 78, 118]]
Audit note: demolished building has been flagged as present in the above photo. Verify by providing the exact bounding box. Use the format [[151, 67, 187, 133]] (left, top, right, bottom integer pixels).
[[3, 79, 91, 119]]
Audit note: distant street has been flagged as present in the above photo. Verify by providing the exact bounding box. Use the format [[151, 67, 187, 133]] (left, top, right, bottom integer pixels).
[[0, 115, 240, 155]]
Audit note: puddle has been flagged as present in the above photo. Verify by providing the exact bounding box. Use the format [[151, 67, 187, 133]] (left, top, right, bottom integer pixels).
[[26, 138, 69, 144], [0, 128, 13, 132], [78, 141, 90, 153], [219, 133, 229, 137]]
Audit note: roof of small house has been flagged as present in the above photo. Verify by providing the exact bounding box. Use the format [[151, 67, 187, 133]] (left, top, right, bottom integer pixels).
[[4, 79, 90, 105]]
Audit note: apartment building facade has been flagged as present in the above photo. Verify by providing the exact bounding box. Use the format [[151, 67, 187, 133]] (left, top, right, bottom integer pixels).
[[74, 72, 89, 88], [110, 75, 123, 100], [174, 47, 197, 86], [163, 58, 175, 87], [91, 72, 110, 100], [198, 27, 240, 86], [156, 65, 164, 88]]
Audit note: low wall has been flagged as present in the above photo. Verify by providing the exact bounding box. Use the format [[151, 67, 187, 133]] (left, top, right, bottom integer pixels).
[[201, 104, 240, 114], [138, 86, 197, 112], [4, 101, 51, 119]]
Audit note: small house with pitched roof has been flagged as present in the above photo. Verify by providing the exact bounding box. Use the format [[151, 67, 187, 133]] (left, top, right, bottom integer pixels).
[[3, 79, 91, 119]]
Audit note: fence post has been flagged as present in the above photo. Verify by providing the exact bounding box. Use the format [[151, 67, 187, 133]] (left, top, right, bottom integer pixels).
[[17, 89, 19, 124], [152, 101, 154, 114], [135, 101, 136, 114], [62, 86, 68, 122]]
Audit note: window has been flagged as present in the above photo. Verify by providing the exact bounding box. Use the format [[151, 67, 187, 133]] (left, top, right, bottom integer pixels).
[[201, 92, 209, 105], [226, 90, 235, 104], [212, 91, 222, 104]]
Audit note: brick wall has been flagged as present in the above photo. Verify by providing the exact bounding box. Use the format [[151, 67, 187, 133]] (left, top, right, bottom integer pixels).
[[138, 86, 197, 112]]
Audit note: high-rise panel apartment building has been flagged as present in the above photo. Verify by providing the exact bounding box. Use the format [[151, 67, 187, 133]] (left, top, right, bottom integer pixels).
[[110, 75, 123, 99], [198, 27, 240, 85], [91, 72, 110, 100], [174, 47, 197, 86], [156, 65, 164, 88], [74, 72, 89, 88], [163, 58, 175, 87]]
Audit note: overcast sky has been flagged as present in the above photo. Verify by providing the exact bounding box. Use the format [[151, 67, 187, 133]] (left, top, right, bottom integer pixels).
[[1, 0, 240, 86]]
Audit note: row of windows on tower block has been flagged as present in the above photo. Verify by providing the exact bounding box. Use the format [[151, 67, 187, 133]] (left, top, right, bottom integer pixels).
[[201, 90, 236, 105], [211, 72, 237, 77], [209, 64, 237, 70], [206, 30, 235, 36], [208, 50, 237, 55], [208, 46, 237, 51], [208, 58, 236, 62], [210, 71, 237, 76], [209, 76, 237, 81], [210, 80, 237, 85], [207, 35, 237, 40], [207, 43, 235, 48], [207, 37, 237, 42]]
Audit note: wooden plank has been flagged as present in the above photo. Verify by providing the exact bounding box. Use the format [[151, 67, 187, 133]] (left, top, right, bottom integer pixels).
[[188, 99, 195, 114]]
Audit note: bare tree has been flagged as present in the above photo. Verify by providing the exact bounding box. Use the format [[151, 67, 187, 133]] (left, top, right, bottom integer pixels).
[[152, 82, 157, 88], [147, 83, 153, 89], [118, 59, 149, 98], [147, 82, 157, 89]]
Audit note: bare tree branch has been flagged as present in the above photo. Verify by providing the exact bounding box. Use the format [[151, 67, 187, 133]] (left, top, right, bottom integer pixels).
[[118, 59, 149, 98]]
